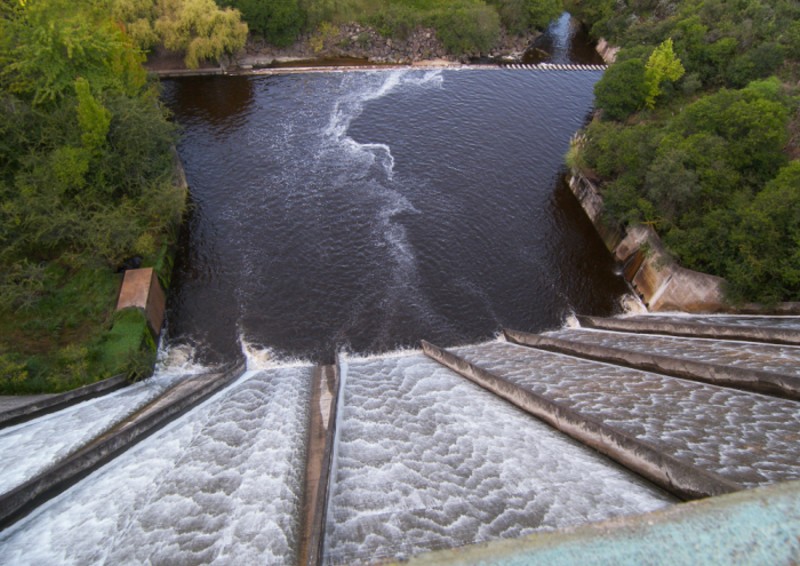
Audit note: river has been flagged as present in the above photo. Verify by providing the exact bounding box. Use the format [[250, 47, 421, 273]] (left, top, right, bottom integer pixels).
[[161, 65, 627, 364]]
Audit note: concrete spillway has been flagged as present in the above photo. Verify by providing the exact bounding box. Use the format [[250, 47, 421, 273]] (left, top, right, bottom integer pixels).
[[1, 314, 799, 563], [449, 340, 800, 489], [0, 364, 313, 564], [323, 353, 672, 564]]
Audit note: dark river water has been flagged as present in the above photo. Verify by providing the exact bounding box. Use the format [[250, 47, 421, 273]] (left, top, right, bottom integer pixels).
[[161, 67, 628, 364]]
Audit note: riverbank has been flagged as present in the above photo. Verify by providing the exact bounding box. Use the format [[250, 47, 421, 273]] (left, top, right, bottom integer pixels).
[[145, 22, 544, 76], [568, 170, 800, 315]]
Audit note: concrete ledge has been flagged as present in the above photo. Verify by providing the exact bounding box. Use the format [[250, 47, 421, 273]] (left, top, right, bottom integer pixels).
[[116, 268, 166, 338], [421, 340, 740, 501], [407, 479, 800, 565], [0, 374, 129, 430], [299, 365, 340, 566], [0, 360, 245, 531], [504, 328, 800, 402], [578, 315, 800, 346]]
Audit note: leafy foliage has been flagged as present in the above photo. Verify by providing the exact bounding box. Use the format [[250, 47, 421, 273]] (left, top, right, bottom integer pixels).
[[431, 0, 500, 54], [226, 0, 565, 52], [111, 0, 248, 68], [593, 58, 647, 121], [644, 39, 685, 109], [487, 0, 562, 34], [155, 0, 248, 68], [571, 1, 800, 304], [220, 0, 305, 46], [0, 0, 184, 391]]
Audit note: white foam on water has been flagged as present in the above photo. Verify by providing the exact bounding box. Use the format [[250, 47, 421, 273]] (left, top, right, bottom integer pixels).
[[324, 352, 674, 563], [618, 292, 647, 315], [240, 336, 313, 371], [322, 69, 442, 183], [0, 343, 209, 497], [0, 363, 314, 565]]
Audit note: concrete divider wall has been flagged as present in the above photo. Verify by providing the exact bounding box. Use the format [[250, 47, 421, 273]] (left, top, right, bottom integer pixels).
[[504, 328, 800, 402], [420, 340, 740, 501], [0, 375, 129, 430], [578, 315, 800, 347], [0, 360, 245, 531], [299, 365, 340, 566]]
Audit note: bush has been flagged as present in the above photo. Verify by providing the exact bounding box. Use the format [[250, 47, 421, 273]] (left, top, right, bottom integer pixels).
[[487, 0, 561, 35], [221, 0, 305, 46], [594, 58, 647, 121], [431, 0, 500, 55], [727, 161, 800, 304]]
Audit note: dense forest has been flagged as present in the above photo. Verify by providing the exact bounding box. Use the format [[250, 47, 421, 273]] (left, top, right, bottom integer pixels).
[[565, 0, 800, 304], [0, 0, 185, 392]]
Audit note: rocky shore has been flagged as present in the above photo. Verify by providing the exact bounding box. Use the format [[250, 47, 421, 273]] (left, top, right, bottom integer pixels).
[[146, 24, 542, 74], [244, 24, 540, 65]]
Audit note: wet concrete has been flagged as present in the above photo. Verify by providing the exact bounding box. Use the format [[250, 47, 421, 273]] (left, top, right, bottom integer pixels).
[[422, 341, 739, 501], [407, 479, 800, 566], [450, 340, 800, 489]]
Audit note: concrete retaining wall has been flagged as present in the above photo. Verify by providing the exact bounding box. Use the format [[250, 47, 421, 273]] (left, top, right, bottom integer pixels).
[[568, 172, 728, 313], [595, 39, 619, 64]]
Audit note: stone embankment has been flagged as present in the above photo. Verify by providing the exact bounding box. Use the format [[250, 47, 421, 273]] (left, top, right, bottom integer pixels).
[[147, 25, 541, 76]]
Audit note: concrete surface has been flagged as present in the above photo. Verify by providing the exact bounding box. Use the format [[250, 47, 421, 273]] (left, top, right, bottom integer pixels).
[[406, 479, 800, 565], [421, 340, 739, 501]]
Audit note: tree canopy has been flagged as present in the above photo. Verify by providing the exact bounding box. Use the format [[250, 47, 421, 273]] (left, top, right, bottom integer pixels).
[[570, 0, 800, 304], [0, 0, 184, 391], [112, 0, 248, 68]]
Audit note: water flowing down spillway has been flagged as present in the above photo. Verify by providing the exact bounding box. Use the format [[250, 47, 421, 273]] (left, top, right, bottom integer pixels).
[[324, 351, 674, 563], [0, 358, 314, 564], [0, 350, 200, 496], [452, 341, 800, 488], [162, 69, 629, 364]]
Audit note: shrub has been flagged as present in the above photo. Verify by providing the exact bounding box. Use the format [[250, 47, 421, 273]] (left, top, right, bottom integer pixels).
[[431, 0, 500, 55], [594, 58, 648, 121]]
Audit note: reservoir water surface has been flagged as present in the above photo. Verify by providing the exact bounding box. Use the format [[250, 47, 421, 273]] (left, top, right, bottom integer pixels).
[[161, 68, 628, 363]]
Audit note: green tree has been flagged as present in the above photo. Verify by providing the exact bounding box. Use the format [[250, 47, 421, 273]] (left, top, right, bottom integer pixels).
[[728, 162, 800, 303], [112, 0, 160, 50], [593, 58, 647, 121], [0, 0, 146, 105], [644, 39, 685, 109], [75, 78, 112, 153], [220, 0, 305, 46], [154, 0, 248, 68]]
